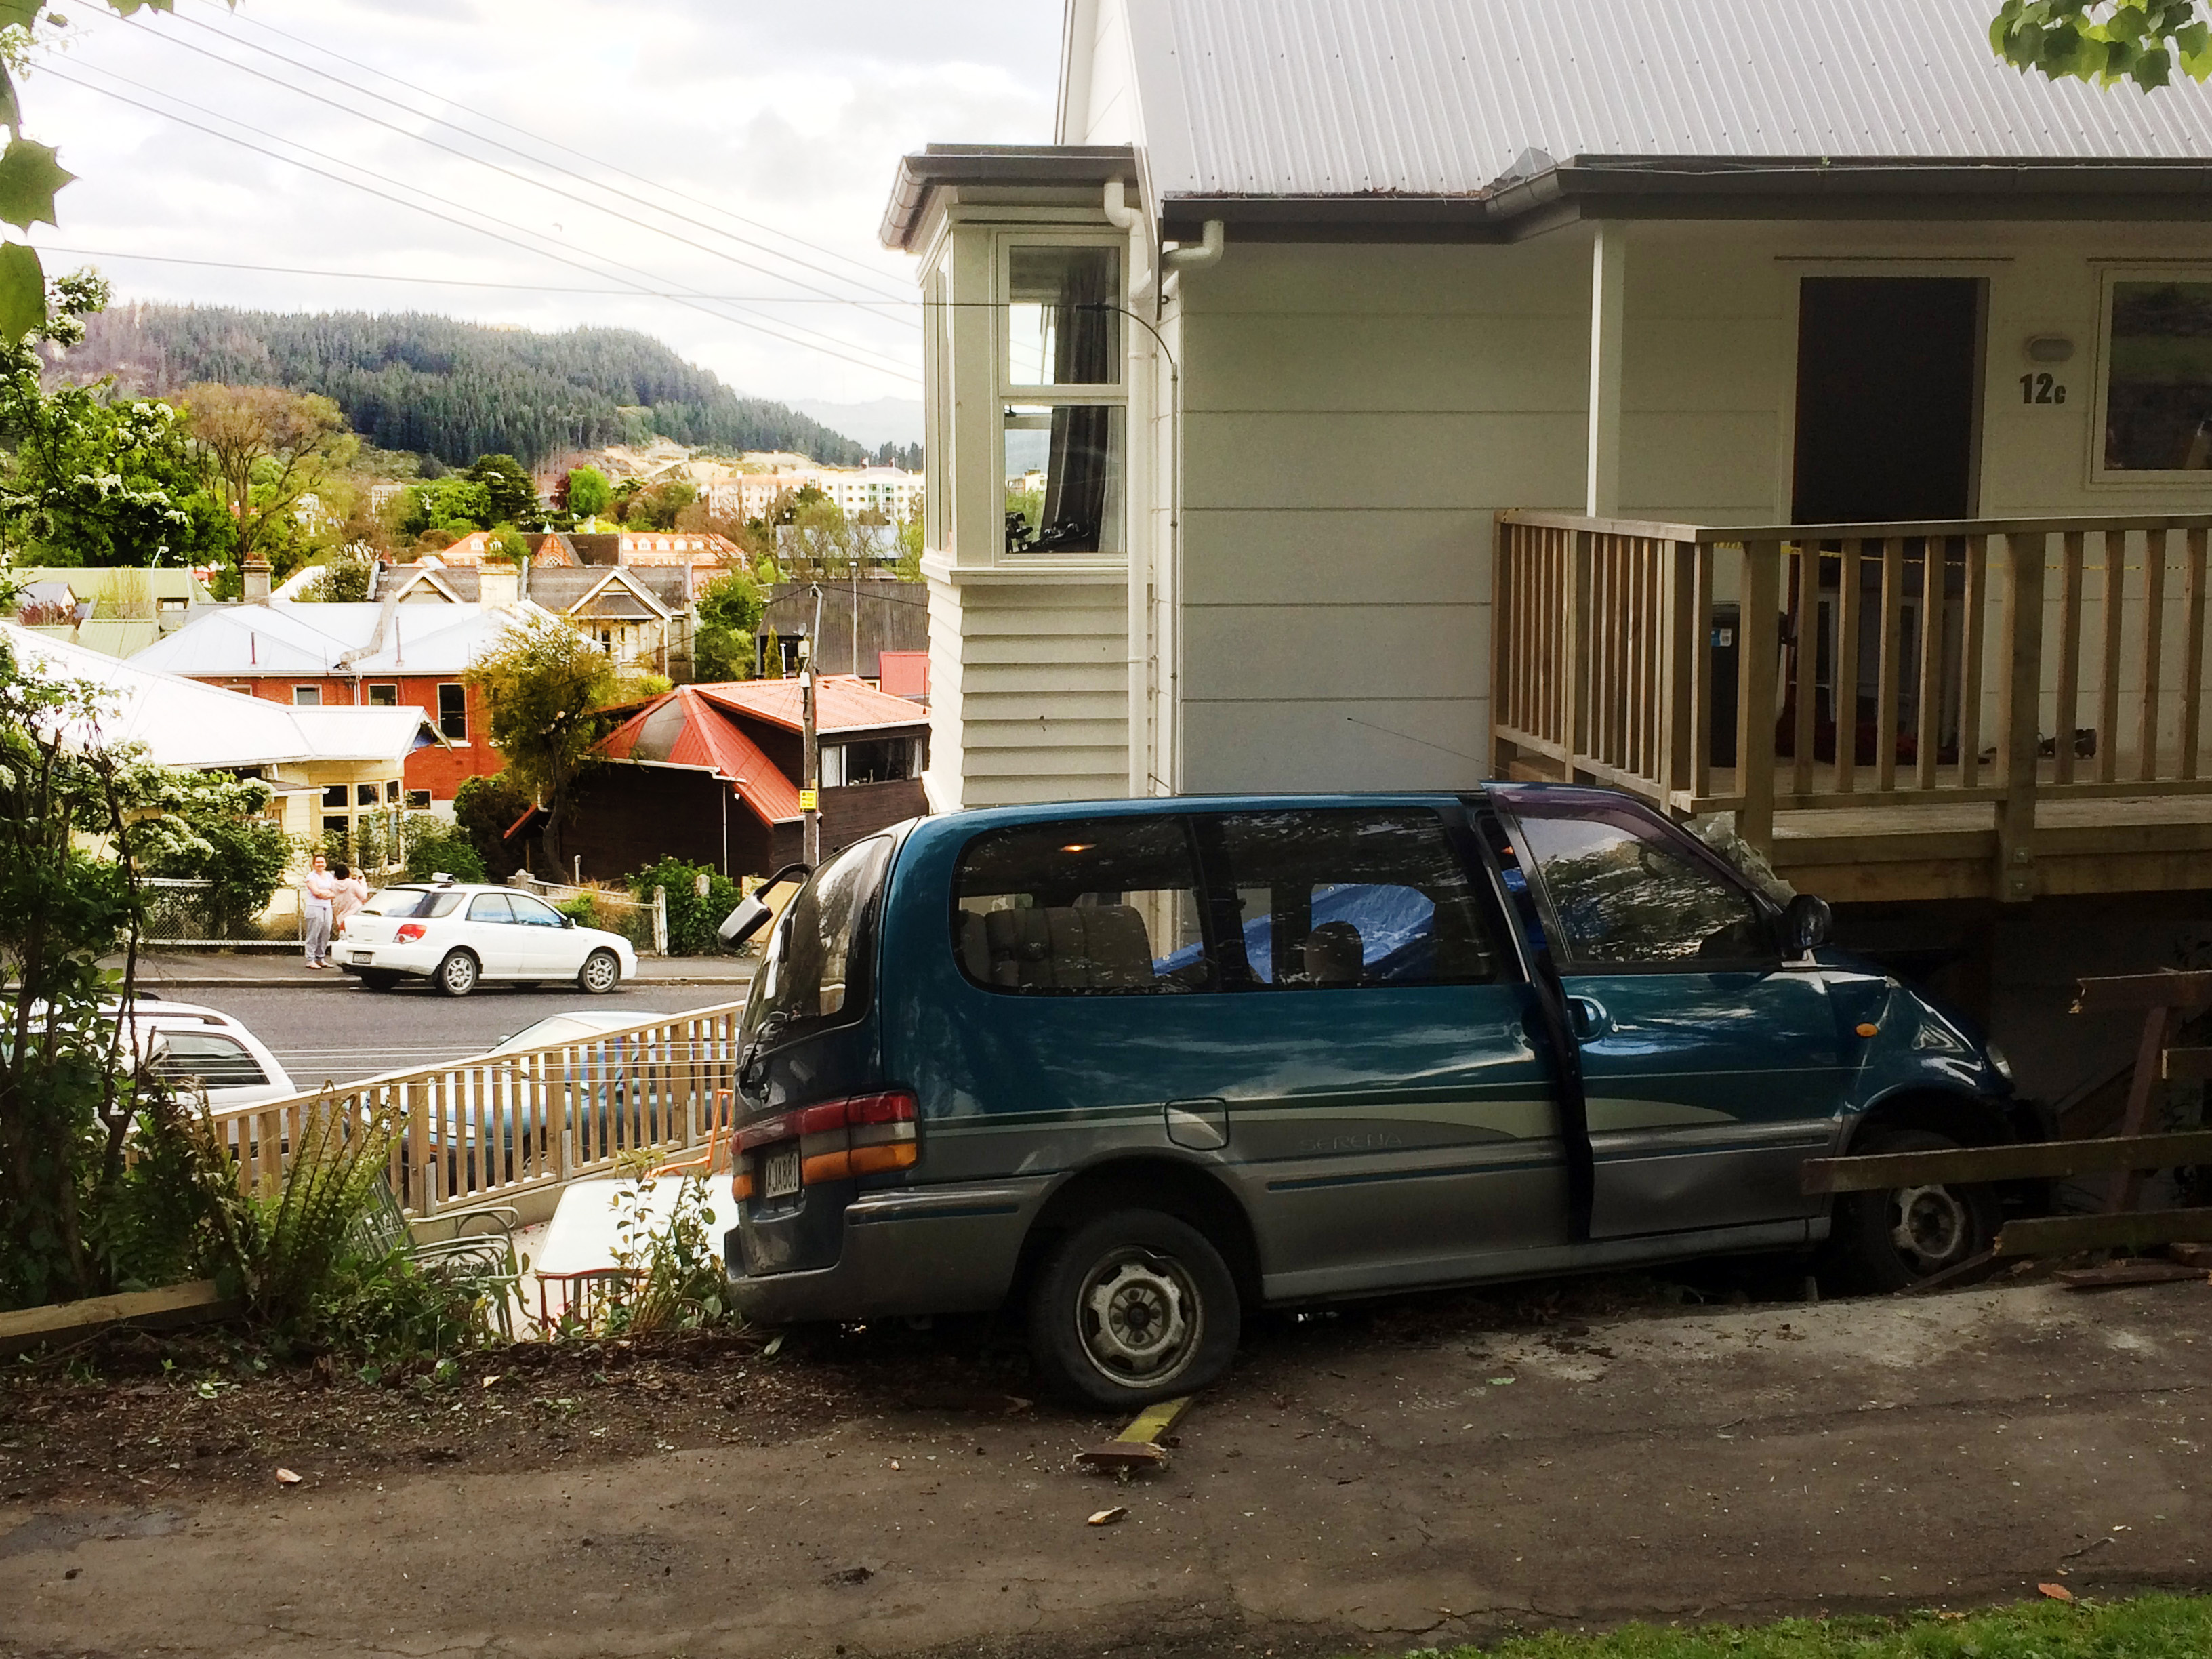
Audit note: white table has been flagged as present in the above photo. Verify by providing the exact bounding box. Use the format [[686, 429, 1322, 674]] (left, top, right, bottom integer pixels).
[[531, 1177, 727, 1327]]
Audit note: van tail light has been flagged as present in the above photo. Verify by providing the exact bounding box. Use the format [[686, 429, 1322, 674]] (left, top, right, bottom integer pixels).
[[736, 1090, 918, 1190], [731, 1169, 755, 1201], [396, 923, 426, 943]]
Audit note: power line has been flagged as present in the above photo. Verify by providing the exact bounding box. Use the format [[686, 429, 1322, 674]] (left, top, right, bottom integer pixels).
[[34, 245, 929, 302], [108, 9, 918, 325], [171, 0, 914, 302], [38, 62, 921, 386]]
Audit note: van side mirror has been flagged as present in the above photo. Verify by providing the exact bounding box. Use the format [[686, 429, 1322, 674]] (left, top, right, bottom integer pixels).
[[1782, 893, 1832, 958], [718, 895, 773, 947]]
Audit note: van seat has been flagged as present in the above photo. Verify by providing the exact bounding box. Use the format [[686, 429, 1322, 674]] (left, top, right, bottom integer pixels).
[[978, 903, 1156, 990]]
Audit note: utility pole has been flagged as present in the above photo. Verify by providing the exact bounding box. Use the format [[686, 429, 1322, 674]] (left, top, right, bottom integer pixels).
[[802, 583, 822, 865]]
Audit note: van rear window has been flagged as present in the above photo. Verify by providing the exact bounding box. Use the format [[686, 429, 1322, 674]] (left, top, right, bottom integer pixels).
[[952, 816, 1211, 994], [744, 836, 893, 1042]]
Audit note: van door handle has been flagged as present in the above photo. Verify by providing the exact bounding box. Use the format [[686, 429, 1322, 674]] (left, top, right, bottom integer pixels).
[[1568, 996, 1612, 1040]]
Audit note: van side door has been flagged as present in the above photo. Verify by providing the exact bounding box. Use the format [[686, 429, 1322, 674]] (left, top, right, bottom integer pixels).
[[1192, 804, 1571, 1301], [1496, 790, 1843, 1239]]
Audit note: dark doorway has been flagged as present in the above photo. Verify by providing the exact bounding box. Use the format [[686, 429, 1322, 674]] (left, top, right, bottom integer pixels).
[[1792, 277, 1984, 524]]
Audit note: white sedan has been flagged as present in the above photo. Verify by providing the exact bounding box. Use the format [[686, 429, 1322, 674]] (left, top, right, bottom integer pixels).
[[334, 879, 638, 997]]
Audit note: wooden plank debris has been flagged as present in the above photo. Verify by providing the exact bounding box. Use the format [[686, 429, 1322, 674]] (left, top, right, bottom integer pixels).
[[0, 1279, 235, 1357], [1076, 1394, 1196, 1474], [1994, 1208, 2212, 1257], [1801, 1129, 2212, 1195], [2053, 1261, 2208, 1290]]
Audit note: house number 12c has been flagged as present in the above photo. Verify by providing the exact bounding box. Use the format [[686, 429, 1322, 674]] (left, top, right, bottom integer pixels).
[[2020, 372, 2067, 405]]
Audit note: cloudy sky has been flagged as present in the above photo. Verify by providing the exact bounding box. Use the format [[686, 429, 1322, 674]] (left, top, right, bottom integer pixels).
[[25, 0, 1060, 426]]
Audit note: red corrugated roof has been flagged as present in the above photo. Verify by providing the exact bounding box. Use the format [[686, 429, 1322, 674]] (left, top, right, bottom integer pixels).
[[597, 676, 925, 826], [595, 685, 800, 822], [691, 674, 929, 735]]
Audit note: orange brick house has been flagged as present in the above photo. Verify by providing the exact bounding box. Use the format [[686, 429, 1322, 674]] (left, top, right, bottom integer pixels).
[[131, 595, 541, 809]]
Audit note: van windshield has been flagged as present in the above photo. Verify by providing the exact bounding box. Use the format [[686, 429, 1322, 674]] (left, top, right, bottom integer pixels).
[[741, 836, 893, 1048]]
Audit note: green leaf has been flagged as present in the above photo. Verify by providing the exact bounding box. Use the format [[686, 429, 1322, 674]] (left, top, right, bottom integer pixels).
[[2135, 42, 2175, 82], [0, 0, 39, 23], [0, 240, 44, 342], [0, 137, 69, 230], [0, 64, 18, 137]]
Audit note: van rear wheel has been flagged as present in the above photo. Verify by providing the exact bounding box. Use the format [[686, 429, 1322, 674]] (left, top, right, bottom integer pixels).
[[1027, 1209, 1240, 1409]]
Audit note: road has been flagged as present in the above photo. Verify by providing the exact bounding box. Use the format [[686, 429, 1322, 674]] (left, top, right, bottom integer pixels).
[[167, 983, 751, 1086]]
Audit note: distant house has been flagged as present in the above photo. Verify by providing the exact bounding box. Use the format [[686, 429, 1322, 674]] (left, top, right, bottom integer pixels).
[[4, 621, 443, 906], [756, 580, 928, 682], [130, 594, 540, 808], [708, 468, 922, 524], [9, 565, 216, 659], [375, 557, 693, 679], [565, 675, 929, 879]]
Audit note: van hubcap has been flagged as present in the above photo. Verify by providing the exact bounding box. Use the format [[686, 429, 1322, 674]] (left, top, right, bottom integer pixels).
[[1891, 1184, 1969, 1271], [1078, 1250, 1197, 1383]]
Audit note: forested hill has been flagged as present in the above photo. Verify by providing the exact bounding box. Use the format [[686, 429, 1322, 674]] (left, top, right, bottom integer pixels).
[[49, 305, 878, 467]]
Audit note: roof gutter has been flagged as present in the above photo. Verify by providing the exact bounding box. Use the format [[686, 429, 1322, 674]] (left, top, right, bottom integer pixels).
[[1158, 155, 2212, 244]]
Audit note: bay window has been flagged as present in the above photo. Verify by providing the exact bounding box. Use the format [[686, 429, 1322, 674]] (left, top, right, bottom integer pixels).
[[1001, 241, 1124, 555]]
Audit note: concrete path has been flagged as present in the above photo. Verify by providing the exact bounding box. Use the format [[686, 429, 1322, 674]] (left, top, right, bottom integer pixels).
[[2, 1277, 2207, 1658]]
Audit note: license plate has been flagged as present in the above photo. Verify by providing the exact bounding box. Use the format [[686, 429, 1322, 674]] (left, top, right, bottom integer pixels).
[[763, 1145, 801, 1200], [349, 950, 373, 964]]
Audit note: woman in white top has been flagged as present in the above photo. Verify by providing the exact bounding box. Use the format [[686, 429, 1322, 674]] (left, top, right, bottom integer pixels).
[[302, 854, 336, 970]]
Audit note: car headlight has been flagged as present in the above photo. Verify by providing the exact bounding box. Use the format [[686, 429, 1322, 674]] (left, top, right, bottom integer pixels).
[[1985, 1042, 2014, 1083]]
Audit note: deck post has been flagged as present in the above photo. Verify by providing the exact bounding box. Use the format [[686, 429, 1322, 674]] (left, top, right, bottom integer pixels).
[[1995, 531, 2046, 903], [1736, 542, 1782, 853], [1563, 529, 1592, 781]]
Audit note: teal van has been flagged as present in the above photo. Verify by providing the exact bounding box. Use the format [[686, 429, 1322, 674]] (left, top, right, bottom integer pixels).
[[719, 787, 2031, 1407]]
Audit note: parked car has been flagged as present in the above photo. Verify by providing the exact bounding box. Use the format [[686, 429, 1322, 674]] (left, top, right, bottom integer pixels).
[[127, 998, 296, 1109], [334, 879, 638, 997], [715, 787, 2035, 1408]]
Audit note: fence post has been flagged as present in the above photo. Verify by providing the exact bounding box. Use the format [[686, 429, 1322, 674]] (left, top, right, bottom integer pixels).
[[653, 886, 669, 956], [1736, 542, 1782, 855], [1995, 531, 2046, 903]]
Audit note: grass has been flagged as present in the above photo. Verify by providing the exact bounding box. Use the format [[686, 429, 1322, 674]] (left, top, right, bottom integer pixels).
[[1395, 1593, 2212, 1658]]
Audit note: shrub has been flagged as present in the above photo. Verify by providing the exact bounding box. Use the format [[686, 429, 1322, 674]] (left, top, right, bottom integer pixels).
[[628, 856, 741, 955], [452, 773, 531, 881], [404, 832, 486, 885]]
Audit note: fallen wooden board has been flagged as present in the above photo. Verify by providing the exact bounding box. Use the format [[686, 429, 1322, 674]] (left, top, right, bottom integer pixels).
[[1994, 1209, 2212, 1258], [0, 1279, 236, 1357], [1897, 1248, 2002, 1296], [1801, 1130, 2212, 1195], [2072, 970, 2212, 1015], [2170, 1242, 2212, 1269], [2053, 1262, 2209, 1290], [1076, 1394, 1195, 1473]]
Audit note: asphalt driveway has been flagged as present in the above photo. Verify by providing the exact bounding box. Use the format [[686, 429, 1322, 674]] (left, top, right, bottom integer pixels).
[[2, 1273, 2207, 1659]]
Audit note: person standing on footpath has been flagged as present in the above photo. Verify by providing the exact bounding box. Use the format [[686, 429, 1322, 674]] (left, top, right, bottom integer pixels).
[[302, 853, 337, 970], [330, 861, 369, 951]]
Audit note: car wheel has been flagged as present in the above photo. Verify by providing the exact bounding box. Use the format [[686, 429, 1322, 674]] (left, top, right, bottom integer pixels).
[[1027, 1208, 1240, 1409], [434, 950, 480, 998], [1822, 1127, 1999, 1294], [359, 970, 399, 993], [578, 949, 621, 996]]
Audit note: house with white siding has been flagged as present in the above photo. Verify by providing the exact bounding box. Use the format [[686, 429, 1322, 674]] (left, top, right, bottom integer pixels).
[[886, 0, 2212, 1101]]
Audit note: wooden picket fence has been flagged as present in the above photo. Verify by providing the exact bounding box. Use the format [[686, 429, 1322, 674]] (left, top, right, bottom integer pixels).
[[203, 1002, 747, 1217]]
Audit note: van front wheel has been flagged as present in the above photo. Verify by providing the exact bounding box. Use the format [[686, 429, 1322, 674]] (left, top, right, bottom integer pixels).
[[1027, 1209, 1240, 1409]]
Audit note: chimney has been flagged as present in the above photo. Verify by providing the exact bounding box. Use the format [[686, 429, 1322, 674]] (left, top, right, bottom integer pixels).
[[478, 562, 522, 608], [242, 557, 272, 601]]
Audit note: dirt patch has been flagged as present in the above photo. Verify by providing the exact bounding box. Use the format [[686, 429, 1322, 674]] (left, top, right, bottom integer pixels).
[[0, 1256, 1811, 1508]]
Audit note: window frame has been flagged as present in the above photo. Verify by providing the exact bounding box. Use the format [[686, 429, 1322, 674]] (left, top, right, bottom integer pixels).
[[994, 232, 1128, 562], [2089, 265, 2212, 487], [367, 682, 399, 708], [1496, 793, 1782, 976], [436, 682, 468, 741], [292, 684, 323, 707]]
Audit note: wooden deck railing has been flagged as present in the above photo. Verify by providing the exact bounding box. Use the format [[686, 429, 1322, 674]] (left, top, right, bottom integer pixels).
[[205, 1002, 746, 1217], [1493, 511, 2212, 891]]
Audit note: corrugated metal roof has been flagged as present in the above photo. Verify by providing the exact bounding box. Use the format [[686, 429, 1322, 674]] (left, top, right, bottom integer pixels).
[[1136, 0, 2212, 198], [4, 622, 441, 769]]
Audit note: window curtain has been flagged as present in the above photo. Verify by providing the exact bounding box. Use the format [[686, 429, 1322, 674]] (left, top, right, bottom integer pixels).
[[1039, 257, 1114, 551]]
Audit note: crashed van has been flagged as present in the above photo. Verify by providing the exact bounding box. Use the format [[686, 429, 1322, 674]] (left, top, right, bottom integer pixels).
[[717, 787, 2032, 1406]]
